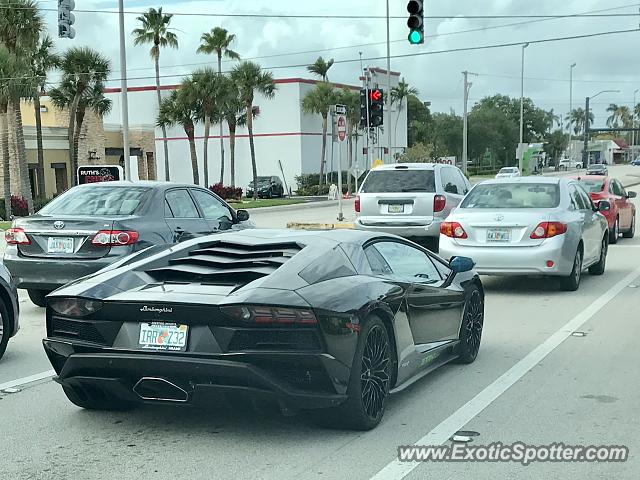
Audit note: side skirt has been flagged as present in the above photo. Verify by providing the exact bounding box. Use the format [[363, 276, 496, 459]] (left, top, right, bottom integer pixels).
[[390, 342, 459, 395]]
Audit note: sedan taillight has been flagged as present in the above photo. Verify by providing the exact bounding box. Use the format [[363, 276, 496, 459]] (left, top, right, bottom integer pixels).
[[440, 221, 468, 239], [433, 195, 446, 213], [221, 305, 317, 325], [91, 230, 139, 247], [530, 222, 567, 239], [355, 196, 361, 213], [5, 227, 30, 245]]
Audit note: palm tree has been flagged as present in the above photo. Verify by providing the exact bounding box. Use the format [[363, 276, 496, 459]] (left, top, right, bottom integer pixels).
[[545, 109, 562, 133], [606, 103, 620, 128], [390, 78, 418, 157], [230, 61, 276, 200], [566, 108, 594, 137], [54, 47, 110, 186], [132, 7, 178, 181], [0, 0, 43, 214], [216, 76, 244, 188], [307, 57, 334, 82], [157, 88, 200, 185], [302, 82, 338, 187], [197, 27, 240, 184], [30, 35, 59, 198], [338, 88, 360, 195]]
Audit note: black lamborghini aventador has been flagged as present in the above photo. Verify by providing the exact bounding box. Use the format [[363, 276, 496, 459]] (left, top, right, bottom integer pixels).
[[43, 229, 484, 430]]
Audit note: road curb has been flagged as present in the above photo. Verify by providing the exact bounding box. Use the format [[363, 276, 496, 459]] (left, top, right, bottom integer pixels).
[[287, 222, 354, 230]]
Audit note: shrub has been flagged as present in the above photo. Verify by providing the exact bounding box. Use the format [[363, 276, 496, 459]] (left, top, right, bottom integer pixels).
[[11, 195, 29, 217], [209, 183, 243, 201]]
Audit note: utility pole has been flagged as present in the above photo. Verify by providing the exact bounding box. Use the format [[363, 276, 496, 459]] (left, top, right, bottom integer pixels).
[[568, 63, 576, 160], [518, 43, 529, 172], [360, 52, 371, 171], [583, 96, 590, 168], [462, 71, 474, 174], [386, 0, 392, 163], [118, 0, 131, 181], [633, 89, 638, 152]]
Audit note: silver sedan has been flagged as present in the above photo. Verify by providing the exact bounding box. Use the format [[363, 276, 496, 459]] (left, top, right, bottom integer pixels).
[[439, 177, 610, 291]]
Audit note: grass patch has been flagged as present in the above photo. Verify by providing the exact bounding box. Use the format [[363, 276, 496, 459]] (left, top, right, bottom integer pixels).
[[228, 198, 307, 209], [0, 221, 12, 230]]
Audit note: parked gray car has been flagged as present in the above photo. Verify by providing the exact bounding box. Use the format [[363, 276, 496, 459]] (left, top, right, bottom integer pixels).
[[354, 163, 471, 250], [0, 260, 19, 360], [4, 181, 252, 307]]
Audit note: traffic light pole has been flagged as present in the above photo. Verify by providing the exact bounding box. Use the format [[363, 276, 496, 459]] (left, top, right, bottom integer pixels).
[[462, 71, 469, 175], [386, 0, 392, 164], [582, 96, 590, 169], [119, 0, 131, 181]]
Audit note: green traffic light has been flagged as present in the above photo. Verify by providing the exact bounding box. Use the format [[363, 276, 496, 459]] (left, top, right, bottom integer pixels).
[[408, 30, 423, 44]]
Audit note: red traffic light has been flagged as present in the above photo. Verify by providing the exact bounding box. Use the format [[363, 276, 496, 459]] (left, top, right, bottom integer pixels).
[[369, 89, 382, 101]]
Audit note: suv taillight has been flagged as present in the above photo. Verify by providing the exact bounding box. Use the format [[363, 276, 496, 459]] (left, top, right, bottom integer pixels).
[[355, 196, 361, 213], [434, 195, 446, 213], [530, 222, 567, 239], [440, 221, 468, 239], [221, 305, 317, 325], [91, 230, 139, 246], [5, 227, 30, 245]]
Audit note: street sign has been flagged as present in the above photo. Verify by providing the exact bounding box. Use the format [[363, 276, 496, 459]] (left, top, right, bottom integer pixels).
[[334, 104, 347, 115], [337, 115, 347, 142], [77, 165, 123, 185]]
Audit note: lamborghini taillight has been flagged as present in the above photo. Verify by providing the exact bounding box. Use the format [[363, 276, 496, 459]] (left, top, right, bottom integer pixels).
[[220, 305, 317, 325]]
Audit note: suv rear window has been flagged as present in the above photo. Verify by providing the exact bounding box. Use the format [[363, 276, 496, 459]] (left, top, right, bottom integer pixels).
[[360, 169, 436, 193], [39, 186, 150, 216], [577, 179, 605, 193], [461, 183, 560, 209]]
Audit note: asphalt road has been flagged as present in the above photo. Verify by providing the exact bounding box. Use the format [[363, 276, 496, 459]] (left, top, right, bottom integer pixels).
[[0, 175, 639, 480]]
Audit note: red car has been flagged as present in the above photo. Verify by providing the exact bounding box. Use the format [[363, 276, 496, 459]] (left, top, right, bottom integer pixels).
[[574, 176, 636, 243]]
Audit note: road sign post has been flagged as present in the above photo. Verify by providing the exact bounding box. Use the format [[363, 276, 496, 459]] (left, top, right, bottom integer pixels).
[[335, 105, 347, 221]]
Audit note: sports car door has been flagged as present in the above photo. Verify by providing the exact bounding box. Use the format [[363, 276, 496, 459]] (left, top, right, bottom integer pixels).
[[371, 241, 465, 345]]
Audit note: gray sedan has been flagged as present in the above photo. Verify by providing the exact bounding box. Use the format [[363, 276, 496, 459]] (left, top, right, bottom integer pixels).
[[4, 181, 252, 306], [439, 177, 610, 291]]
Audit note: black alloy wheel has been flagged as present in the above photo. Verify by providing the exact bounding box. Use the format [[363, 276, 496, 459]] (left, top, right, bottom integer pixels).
[[360, 324, 391, 419], [455, 286, 484, 364]]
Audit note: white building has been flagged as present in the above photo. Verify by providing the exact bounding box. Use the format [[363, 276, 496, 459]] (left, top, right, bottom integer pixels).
[[102, 69, 406, 193]]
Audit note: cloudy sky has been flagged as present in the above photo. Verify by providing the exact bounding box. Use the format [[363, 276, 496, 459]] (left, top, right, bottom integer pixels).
[[40, 0, 640, 128]]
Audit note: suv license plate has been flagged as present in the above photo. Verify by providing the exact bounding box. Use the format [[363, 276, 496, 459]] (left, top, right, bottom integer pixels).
[[388, 204, 404, 213], [487, 228, 511, 242], [47, 237, 74, 254], [138, 323, 188, 351]]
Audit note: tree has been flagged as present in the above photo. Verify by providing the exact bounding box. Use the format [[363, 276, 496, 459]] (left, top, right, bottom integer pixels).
[[132, 7, 178, 181], [338, 88, 360, 194], [302, 82, 338, 187], [543, 130, 569, 165], [400, 143, 434, 162], [230, 61, 276, 200], [406, 94, 432, 147], [307, 56, 334, 82], [157, 87, 200, 185], [566, 108, 594, 137], [197, 27, 240, 184], [53, 47, 110, 186], [390, 78, 418, 154], [30, 35, 59, 198], [0, 0, 43, 214]]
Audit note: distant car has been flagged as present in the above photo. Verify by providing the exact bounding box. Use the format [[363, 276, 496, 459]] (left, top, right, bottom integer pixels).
[[631, 158, 640, 166], [439, 177, 610, 291], [558, 158, 583, 170], [355, 163, 471, 250], [246, 176, 285, 198], [574, 176, 636, 243], [586, 164, 608, 176], [4, 182, 252, 307], [495, 167, 521, 179], [0, 261, 19, 361]]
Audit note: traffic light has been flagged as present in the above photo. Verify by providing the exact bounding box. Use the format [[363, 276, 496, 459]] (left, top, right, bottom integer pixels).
[[58, 0, 76, 39], [369, 88, 384, 127], [407, 1, 424, 45], [359, 89, 369, 128]]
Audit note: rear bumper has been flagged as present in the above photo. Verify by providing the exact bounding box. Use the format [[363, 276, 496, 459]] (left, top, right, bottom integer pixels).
[[43, 339, 348, 410], [354, 217, 442, 238], [439, 235, 574, 276], [3, 248, 118, 290]]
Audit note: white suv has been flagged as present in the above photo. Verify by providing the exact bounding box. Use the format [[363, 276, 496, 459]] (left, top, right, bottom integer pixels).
[[354, 163, 471, 249]]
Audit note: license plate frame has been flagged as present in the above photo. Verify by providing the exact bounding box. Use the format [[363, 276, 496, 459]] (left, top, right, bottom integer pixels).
[[47, 237, 74, 254], [138, 322, 188, 351], [388, 204, 405, 214], [486, 228, 511, 242]]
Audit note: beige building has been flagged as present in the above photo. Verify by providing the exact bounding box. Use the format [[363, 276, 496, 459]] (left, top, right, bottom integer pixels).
[[1, 98, 156, 200]]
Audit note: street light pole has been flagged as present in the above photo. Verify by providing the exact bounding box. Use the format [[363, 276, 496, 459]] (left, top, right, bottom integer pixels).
[[462, 71, 475, 174], [385, 0, 392, 164], [568, 63, 576, 159], [518, 43, 529, 171], [633, 89, 638, 151], [582, 89, 620, 168], [118, 0, 131, 181]]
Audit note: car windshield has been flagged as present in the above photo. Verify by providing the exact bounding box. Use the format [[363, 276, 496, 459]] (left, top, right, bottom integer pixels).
[[461, 183, 560, 209], [499, 168, 516, 173], [360, 169, 436, 193], [250, 177, 272, 186], [577, 179, 605, 193], [38, 186, 150, 216]]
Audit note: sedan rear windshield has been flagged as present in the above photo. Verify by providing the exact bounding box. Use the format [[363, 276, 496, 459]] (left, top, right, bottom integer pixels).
[[39, 186, 151, 216], [577, 179, 605, 193], [461, 183, 560, 209], [499, 168, 517, 173], [360, 169, 435, 193]]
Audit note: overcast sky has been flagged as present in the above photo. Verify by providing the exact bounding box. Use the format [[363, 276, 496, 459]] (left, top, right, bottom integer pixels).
[[41, 0, 640, 128]]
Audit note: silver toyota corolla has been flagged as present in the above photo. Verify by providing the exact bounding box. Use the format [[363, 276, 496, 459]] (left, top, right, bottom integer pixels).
[[439, 177, 610, 291]]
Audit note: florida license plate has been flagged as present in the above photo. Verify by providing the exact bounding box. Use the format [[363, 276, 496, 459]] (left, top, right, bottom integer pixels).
[[138, 322, 188, 351], [47, 237, 74, 254], [388, 204, 404, 213], [486, 228, 511, 242]]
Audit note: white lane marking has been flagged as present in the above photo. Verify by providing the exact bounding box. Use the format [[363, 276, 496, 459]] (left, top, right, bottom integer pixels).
[[371, 265, 640, 480], [0, 369, 55, 392]]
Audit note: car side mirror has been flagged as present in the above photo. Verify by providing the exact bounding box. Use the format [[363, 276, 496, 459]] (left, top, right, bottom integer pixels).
[[449, 256, 475, 274], [597, 200, 611, 212], [627, 191, 637, 199], [236, 209, 250, 222]]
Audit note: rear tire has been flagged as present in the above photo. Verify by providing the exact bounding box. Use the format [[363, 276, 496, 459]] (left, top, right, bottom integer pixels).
[[561, 248, 582, 291], [62, 384, 135, 411], [455, 285, 484, 364], [589, 236, 608, 276], [27, 289, 49, 308], [311, 315, 391, 431], [609, 218, 619, 245], [0, 298, 11, 360], [623, 215, 635, 239]]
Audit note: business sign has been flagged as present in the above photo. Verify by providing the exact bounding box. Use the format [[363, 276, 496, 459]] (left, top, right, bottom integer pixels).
[[77, 165, 124, 185]]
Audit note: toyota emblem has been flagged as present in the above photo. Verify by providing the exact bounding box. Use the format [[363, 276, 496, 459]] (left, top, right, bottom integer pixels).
[[53, 221, 65, 230], [494, 215, 504, 222]]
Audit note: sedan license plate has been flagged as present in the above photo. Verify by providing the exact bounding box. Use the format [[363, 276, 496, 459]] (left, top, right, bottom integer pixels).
[[47, 237, 74, 254], [388, 204, 404, 213], [138, 322, 188, 351], [487, 228, 511, 242]]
